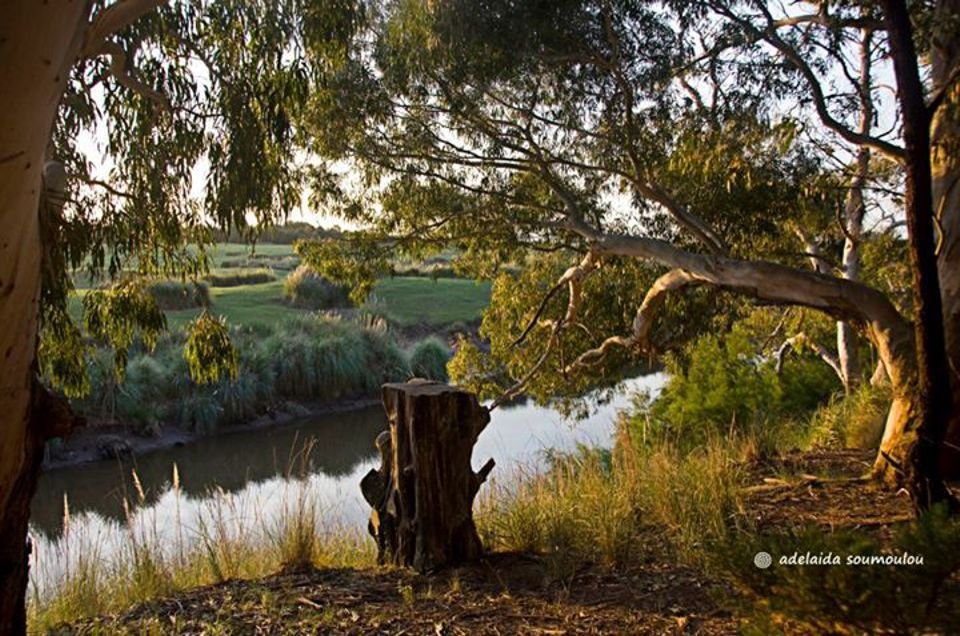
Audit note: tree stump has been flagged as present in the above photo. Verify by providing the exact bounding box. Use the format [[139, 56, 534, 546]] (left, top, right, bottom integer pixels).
[[361, 380, 495, 572]]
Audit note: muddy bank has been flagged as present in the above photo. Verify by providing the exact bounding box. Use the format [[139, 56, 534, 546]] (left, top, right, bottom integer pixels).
[[42, 396, 381, 472]]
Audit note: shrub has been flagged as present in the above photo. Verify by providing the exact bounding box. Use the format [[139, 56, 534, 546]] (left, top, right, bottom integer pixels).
[[409, 337, 450, 382], [283, 265, 351, 309], [147, 280, 210, 310], [204, 268, 276, 287], [631, 328, 839, 452]]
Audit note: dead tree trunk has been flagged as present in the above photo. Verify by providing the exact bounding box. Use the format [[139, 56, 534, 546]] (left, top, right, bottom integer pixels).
[[361, 381, 495, 572]]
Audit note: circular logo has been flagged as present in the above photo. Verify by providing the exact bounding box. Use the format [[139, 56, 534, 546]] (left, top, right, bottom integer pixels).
[[754, 551, 773, 569]]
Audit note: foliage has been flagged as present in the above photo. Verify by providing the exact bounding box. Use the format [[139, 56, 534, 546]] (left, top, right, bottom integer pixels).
[[714, 507, 960, 634], [293, 0, 860, 410], [40, 0, 365, 399], [625, 326, 839, 451], [81, 281, 166, 381], [183, 313, 239, 386], [283, 264, 352, 309], [409, 338, 450, 382]]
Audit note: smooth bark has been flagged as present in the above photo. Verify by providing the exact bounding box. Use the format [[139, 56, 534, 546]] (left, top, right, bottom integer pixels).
[[0, 3, 93, 631]]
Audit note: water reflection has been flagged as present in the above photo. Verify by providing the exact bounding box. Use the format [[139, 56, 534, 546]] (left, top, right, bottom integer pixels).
[[32, 407, 387, 537], [31, 374, 664, 539]]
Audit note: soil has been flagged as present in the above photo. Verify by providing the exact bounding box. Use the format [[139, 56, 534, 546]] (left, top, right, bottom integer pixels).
[[742, 448, 916, 540], [55, 555, 738, 635]]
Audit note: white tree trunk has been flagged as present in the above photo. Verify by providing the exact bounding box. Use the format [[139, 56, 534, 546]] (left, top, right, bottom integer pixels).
[[0, 2, 90, 632]]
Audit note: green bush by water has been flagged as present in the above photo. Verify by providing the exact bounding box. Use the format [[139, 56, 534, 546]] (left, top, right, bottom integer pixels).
[[409, 337, 450, 382], [72, 314, 413, 433], [629, 328, 839, 452]]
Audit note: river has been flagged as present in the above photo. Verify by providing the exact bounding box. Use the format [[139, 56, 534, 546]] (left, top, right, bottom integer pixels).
[[29, 374, 663, 595]]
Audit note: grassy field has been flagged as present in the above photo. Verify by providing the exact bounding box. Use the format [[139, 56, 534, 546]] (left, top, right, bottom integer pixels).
[[373, 277, 491, 326], [67, 245, 491, 330]]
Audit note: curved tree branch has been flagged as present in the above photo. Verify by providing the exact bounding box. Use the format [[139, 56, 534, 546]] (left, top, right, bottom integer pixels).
[[565, 268, 699, 372], [81, 0, 169, 58], [85, 40, 170, 111], [576, 230, 915, 390]]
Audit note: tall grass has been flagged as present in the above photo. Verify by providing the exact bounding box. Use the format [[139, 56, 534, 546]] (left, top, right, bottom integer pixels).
[[28, 459, 373, 633], [477, 421, 750, 573], [70, 313, 414, 434]]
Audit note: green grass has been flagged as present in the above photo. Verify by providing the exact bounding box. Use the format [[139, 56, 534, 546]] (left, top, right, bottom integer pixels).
[[166, 281, 299, 330], [372, 277, 491, 326], [69, 256, 491, 331]]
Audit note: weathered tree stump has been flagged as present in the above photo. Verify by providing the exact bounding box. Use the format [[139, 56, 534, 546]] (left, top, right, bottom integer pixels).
[[361, 380, 495, 572]]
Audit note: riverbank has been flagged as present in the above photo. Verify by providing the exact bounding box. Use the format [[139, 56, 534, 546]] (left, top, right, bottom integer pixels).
[[37, 443, 941, 635], [42, 396, 381, 471]]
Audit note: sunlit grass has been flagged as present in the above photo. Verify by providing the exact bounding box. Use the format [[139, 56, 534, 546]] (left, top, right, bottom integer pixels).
[[477, 422, 751, 574], [28, 460, 374, 634]]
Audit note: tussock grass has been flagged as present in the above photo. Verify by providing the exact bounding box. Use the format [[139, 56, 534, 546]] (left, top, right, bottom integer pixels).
[[408, 337, 450, 382], [73, 313, 412, 433], [147, 280, 211, 311], [204, 268, 276, 287], [283, 265, 352, 309]]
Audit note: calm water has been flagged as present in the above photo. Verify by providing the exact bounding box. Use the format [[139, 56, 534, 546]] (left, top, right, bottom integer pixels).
[[29, 374, 663, 593]]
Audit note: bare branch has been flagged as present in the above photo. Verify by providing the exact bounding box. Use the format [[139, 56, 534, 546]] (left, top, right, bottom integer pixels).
[[86, 40, 170, 110], [564, 269, 699, 372], [775, 332, 844, 382], [82, 0, 169, 58]]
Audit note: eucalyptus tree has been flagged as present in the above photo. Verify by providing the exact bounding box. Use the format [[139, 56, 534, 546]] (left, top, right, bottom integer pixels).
[[0, 1, 359, 631], [299, 0, 960, 506]]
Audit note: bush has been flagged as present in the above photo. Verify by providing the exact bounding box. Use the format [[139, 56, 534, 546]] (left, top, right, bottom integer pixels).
[[204, 269, 276, 287], [147, 280, 210, 311], [409, 337, 450, 381], [283, 265, 351, 309], [632, 328, 839, 452]]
